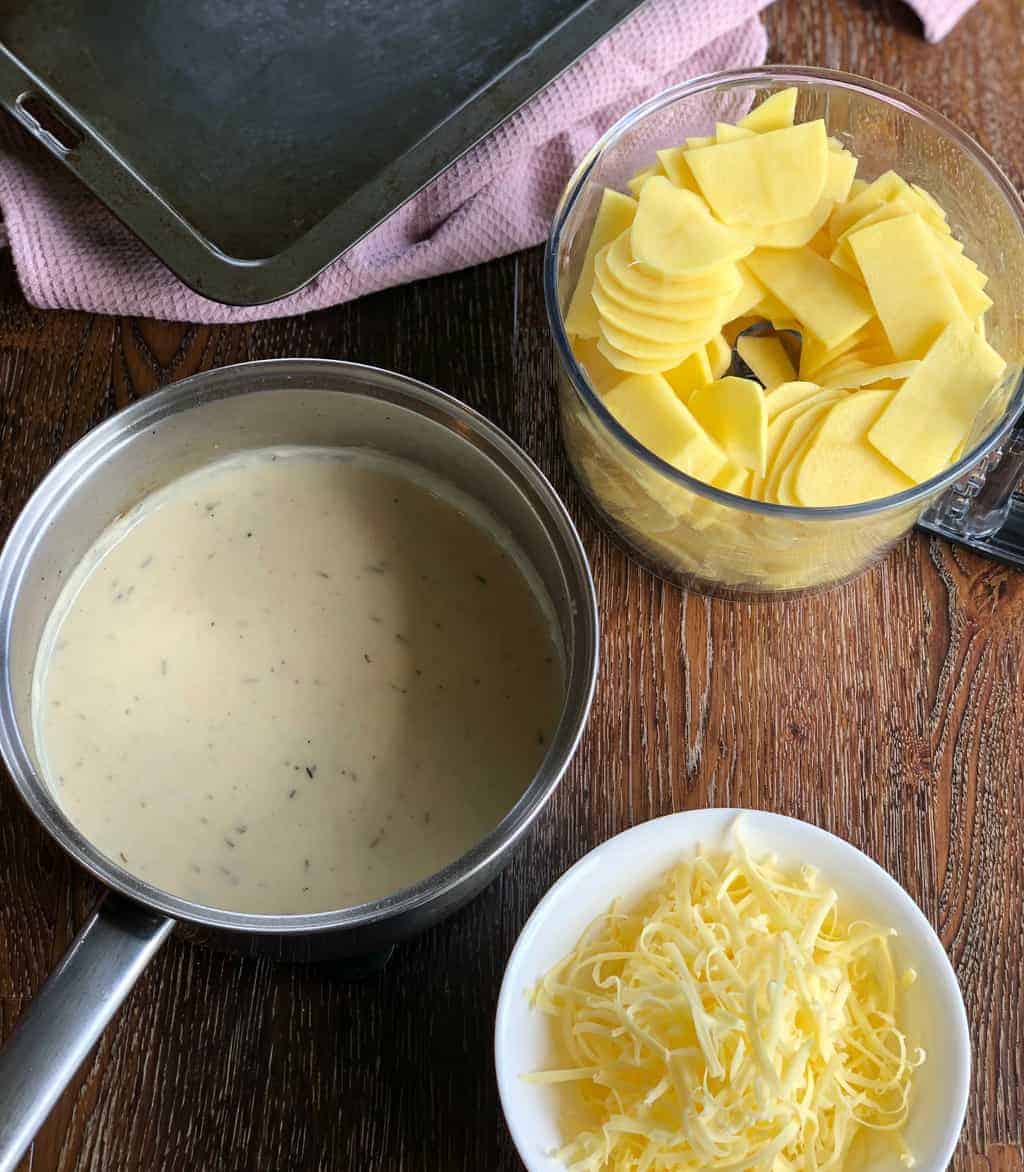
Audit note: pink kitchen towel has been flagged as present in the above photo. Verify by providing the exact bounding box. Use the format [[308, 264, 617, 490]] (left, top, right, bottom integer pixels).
[[0, 0, 980, 323]]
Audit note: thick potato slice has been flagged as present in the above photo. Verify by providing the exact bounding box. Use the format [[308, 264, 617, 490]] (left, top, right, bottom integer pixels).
[[602, 373, 728, 480], [737, 333, 797, 388], [867, 318, 1007, 481], [630, 177, 754, 277], [564, 189, 637, 338], [688, 376, 768, 475], [796, 390, 914, 505], [746, 246, 874, 349], [848, 212, 966, 359], [738, 87, 798, 133], [684, 120, 829, 225]]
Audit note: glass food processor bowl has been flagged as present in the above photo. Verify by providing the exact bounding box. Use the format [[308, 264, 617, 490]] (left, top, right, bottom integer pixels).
[[546, 66, 1024, 598]]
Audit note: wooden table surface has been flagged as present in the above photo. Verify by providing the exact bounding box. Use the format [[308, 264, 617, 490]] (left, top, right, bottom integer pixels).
[[1, 1, 1022, 1169]]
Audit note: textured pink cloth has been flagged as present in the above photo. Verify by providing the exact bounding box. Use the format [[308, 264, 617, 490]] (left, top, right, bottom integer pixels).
[[0, 0, 979, 323]]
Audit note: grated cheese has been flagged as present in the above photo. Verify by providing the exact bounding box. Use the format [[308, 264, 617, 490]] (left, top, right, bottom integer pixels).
[[526, 831, 925, 1171]]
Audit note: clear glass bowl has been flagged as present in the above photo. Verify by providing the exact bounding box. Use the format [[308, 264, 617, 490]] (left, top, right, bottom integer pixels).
[[546, 66, 1024, 597]]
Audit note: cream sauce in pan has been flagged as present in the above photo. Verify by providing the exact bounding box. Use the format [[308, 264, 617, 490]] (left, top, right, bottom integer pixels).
[[33, 448, 564, 914]]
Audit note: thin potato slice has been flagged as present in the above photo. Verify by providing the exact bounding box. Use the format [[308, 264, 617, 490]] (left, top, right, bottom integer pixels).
[[737, 333, 797, 389], [601, 233, 743, 304], [599, 319, 714, 363], [602, 373, 728, 481], [848, 213, 966, 359], [592, 282, 723, 346], [746, 246, 874, 349], [868, 319, 1006, 481], [564, 189, 637, 338], [630, 177, 754, 276], [685, 121, 829, 226], [738, 87, 798, 133], [664, 349, 714, 401], [688, 377, 768, 475], [796, 391, 913, 505]]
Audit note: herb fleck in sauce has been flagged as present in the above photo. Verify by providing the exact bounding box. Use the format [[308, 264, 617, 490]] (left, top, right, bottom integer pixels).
[[33, 447, 564, 914]]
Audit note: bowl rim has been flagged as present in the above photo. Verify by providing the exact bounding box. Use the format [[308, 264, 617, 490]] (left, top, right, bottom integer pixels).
[[495, 807, 971, 1172], [0, 358, 600, 935], [544, 64, 1024, 520]]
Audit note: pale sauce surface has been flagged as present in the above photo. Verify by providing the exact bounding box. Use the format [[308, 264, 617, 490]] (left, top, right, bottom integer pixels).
[[33, 448, 564, 913]]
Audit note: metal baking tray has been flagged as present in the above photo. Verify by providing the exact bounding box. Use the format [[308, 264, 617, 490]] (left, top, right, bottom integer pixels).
[[0, 0, 642, 305]]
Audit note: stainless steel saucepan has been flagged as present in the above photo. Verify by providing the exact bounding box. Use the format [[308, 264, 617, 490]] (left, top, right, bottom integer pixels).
[[0, 360, 599, 1170]]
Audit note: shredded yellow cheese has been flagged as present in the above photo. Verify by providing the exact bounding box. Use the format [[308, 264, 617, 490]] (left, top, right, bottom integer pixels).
[[527, 833, 925, 1171]]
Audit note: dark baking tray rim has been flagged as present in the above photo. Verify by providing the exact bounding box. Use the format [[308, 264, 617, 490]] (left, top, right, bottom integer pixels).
[[0, 0, 641, 307]]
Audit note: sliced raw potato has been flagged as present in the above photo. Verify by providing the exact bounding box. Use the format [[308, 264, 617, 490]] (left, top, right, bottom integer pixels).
[[764, 397, 844, 502], [593, 250, 737, 326], [738, 87, 798, 133], [868, 318, 1007, 481], [752, 148, 858, 249], [570, 336, 622, 394], [656, 147, 700, 193], [737, 333, 797, 388], [806, 227, 834, 257], [599, 316, 717, 362], [821, 360, 919, 390], [630, 177, 753, 276], [568, 105, 1002, 514], [831, 195, 963, 279], [942, 250, 993, 318], [685, 120, 828, 226], [627, 165, 660, 197], [799, 320, 888, 379], [602, 373, 728, 480], [706, 333, 732, 379], [688, 377, 768, 475], [601, 232, 742, 305], [765, 380, 829, 421], [813, 347, 896, 383], [564, 189, 637, 338], [796, 390, 914, 505], [755, 292, 798, 328], [746, 246, 874, 349], [753, 388, 844, 499], [596, 337, 678, 374], [592, 282, 723, 346], [715, 122, 756, 144], [848, 213, 966, 359], [829, 170, 907, 239], [712, 462, 754, 495], [725, 263, 766, 320], [664, 348, 714, 401]]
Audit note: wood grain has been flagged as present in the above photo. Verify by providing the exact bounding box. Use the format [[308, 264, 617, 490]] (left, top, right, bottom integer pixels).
[[1, 0, 1022, 1168]]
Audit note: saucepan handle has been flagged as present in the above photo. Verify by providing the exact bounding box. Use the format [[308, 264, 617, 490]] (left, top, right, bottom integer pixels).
[[0, 893, 174, 1172]]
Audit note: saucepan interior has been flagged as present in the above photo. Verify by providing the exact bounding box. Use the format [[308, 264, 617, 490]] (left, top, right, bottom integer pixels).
[[0, 359, 599, 950]]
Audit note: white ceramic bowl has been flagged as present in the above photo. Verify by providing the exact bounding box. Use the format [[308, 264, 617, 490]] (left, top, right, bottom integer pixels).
[[495, 809, 970, 1172]]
